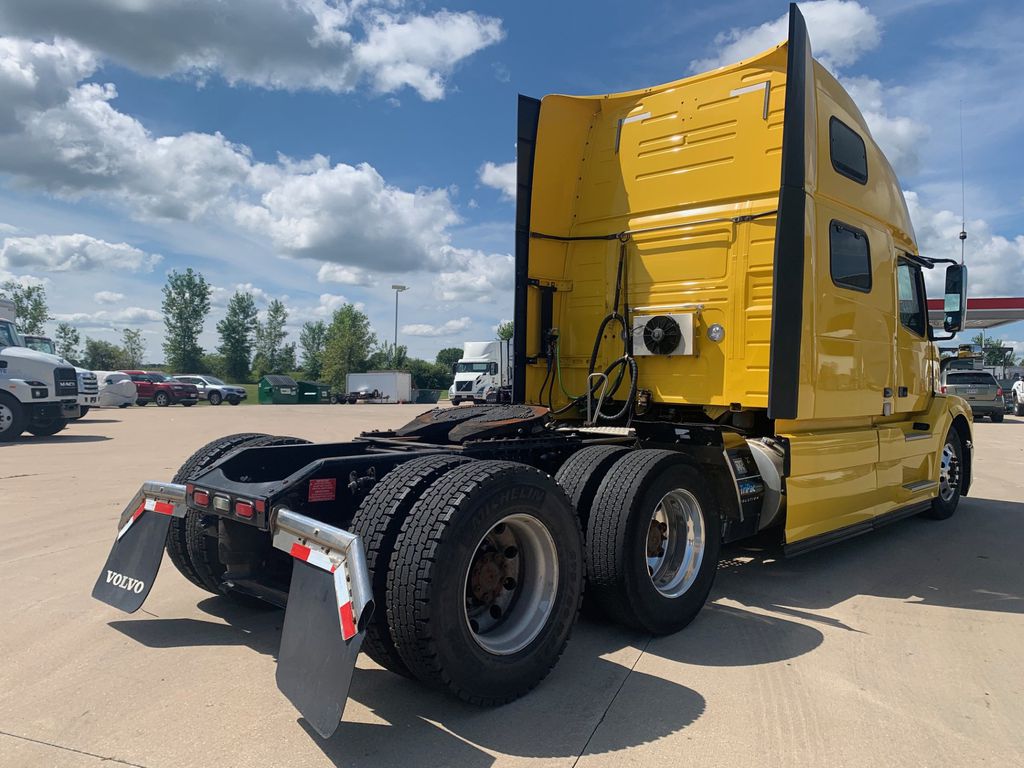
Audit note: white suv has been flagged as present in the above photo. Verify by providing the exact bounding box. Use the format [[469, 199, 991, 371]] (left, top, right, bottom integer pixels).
[[172, 375, 248, 406]]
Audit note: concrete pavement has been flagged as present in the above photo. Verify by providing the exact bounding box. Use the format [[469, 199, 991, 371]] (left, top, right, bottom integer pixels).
[[1, 405, 1021, 767]]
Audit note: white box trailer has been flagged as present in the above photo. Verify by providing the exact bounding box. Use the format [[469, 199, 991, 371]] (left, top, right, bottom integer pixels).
[[345, 371, 412, 403]]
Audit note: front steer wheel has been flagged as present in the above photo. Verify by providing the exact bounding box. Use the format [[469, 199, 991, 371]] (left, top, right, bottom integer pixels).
[[208, 391, 222, 406], [924, 427, 963, 520], [26, 417, 67, 437], [387, 461, 584, 705]]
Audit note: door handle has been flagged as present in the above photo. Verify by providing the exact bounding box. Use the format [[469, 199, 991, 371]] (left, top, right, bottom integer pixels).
[[898, 386, 908, 397], [883, 387, 893, 398]]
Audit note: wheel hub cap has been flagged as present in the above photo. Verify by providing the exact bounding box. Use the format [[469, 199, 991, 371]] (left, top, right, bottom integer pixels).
[[646, 488, 706, 598], [464, 513, 558, 656], [938, 442, 961, 502]]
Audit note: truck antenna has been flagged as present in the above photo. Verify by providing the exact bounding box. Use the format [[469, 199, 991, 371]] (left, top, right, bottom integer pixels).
[[959, 102, 967, 265]]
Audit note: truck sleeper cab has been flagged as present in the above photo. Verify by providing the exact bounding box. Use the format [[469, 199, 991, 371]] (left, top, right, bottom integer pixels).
[[93, 5, 973, 737]]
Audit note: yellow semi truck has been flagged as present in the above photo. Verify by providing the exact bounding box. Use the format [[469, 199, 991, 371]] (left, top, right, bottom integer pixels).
[[94, 5, 972, 736]]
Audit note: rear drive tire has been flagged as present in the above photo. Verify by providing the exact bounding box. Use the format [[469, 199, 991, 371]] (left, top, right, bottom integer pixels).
[[0, 392, 26, 441], [1015, 400, 1024, 417], [388, 461, 584, 704], [183, 436, 310, 597], [155, 392, 170, 407], [70, 406, 89, 420], [209, 391, 222, 406], [26, 417, 67, 437], [350, 454, 473, 676], [586, 449, 721, 634], [990, 411, 1004, 423], [925, 427, 963, 520], [168, 433, 269, 592], [554, 445, 631, 527]]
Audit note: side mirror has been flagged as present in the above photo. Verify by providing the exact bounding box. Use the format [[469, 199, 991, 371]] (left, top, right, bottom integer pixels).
[[943, 264, 968, 333], [490, 363, 499, 375]]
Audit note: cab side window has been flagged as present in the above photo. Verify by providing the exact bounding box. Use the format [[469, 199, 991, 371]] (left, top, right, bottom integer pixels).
[[897, 260, 927, 337], [830, 221, 871, 292], [830, 117, 868, 184]]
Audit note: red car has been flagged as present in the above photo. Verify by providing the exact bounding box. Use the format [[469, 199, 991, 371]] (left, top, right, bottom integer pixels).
[[123, 370, 199, 407]]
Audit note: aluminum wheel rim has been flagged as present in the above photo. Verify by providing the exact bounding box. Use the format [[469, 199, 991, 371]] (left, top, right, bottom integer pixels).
[[938, 441, 961, 501], [646, 488, 705, 598], [463, 513, 558, 656], [0, 403, 14, 433]]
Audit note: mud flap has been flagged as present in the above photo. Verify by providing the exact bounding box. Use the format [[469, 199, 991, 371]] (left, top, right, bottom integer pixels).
[[91, 483, 187, 613], [271, 508, 374, 738], [277, 559, 365, 738]]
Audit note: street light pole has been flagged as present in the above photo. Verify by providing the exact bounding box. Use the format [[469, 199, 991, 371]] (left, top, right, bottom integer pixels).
[[391, 284, 408, 364]]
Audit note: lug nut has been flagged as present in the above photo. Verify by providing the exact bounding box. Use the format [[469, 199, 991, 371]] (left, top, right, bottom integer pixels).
[[504, 546, 518, 559], [503, 577, 517, 590]]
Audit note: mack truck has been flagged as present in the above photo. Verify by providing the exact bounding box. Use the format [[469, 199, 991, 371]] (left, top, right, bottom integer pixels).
[[448, 339, 512, 405], [22, 333, 100, 418], [93, 6, 975, 739], [0, 298, 80, 439]]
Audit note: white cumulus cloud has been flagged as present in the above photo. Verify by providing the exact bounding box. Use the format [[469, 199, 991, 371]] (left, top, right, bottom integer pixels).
[[478, 161, 516, 200], [55, 306, 162, 327], [317, 263, 374, 286], [690, 0, 881, 73], [93, 290, 124, 304], [0, 2, 503, 101], [0, 233, 161, 272], [435, 248, 514, 303], [402, 316, 472, 337]]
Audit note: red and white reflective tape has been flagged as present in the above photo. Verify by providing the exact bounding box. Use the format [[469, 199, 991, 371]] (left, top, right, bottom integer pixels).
[[116, 497, 175, 540], [287, 541, 357, 641]]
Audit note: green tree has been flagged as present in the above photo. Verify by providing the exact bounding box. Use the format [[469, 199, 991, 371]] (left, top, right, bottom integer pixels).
[[970, 333, 1015, 367], [0, 280, 50, 334], [161, 268, 211, 372], [368, 341, 407, 370], [253, 299, 289, 376], [407, 358, 449, 389], [279, 342, 297, 373], [201, 353, 229, 380], [54, 322, 82, 364], [496, 320, 514, 341], [322, 304, 376, 390], [121, 328, 146, 368], [83, 338, 128, 370], [299, 320, 327, 380], [435, 346, 462, 370], [217, 291, 258, 381]]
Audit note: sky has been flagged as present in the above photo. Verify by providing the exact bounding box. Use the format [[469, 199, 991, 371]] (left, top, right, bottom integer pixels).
[[1, 0, 1022, 365]]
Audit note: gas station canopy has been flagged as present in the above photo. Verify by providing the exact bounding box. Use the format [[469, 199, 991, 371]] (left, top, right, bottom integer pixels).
[[927, 297, 1024, 330]]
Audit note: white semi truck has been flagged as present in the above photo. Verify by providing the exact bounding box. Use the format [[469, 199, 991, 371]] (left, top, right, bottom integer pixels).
[[23, 333, 100, 417], [0, 298, 80, 439], [448, 340, 512, 405]]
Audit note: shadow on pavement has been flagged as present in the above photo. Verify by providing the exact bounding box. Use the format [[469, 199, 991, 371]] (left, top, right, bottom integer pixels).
[[6, 434, 112, 444], [713, 496, 1024, 619], [105, 494, 1021, 765]]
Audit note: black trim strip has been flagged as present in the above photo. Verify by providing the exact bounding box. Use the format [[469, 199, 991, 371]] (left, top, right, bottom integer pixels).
[[513, 95, 541, 404], [767, 3, 810, 420], [784, 500, 931, 557]]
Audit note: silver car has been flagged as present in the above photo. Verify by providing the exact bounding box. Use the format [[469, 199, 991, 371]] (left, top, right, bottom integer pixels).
[[172, 375, 248, 406], [941, 370, 1004, 422]]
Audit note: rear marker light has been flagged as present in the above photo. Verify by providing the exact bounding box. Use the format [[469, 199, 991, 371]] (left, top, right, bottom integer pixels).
[[254, 499, 266, 514], [193, 490, 210, 507], [235, 501, 254, 519]]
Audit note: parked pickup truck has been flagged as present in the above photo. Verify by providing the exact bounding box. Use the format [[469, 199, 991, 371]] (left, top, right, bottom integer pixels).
[[123, 370, 198, 407]]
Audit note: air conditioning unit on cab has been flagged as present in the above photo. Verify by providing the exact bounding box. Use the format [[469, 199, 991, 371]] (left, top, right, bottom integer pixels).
[[631, 313, 695, 357]]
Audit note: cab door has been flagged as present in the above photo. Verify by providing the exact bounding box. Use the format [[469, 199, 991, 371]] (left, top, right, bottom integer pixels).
[[893, 257, 931, 414]]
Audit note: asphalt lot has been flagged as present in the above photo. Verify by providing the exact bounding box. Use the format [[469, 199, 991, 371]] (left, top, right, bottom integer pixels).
[[1, 405, 1021, 767]]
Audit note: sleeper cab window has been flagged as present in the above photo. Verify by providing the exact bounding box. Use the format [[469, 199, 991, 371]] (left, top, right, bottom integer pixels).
[[829, 117, 868, 184], [830, 221, 872, 293]]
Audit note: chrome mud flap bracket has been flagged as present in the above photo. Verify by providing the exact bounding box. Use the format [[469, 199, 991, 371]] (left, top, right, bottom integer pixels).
[[91, 481, 187, 613], [271, 508, 374, 738]]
